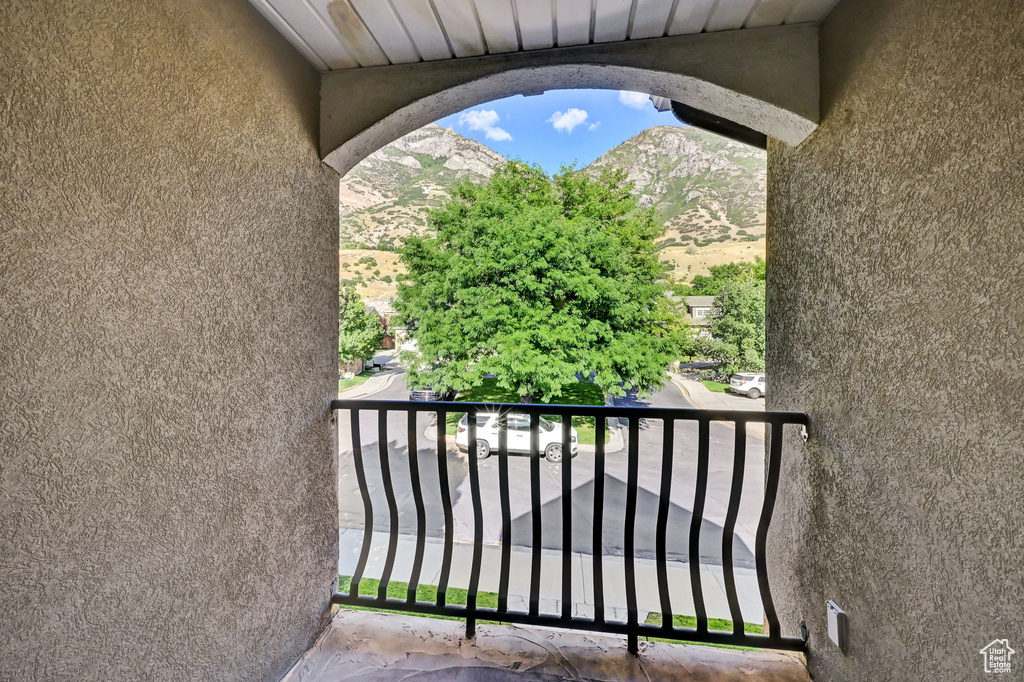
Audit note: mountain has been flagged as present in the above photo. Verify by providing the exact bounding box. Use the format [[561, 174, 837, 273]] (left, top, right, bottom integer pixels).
[[338, 123, 506, 249], [586, 126, 766, 248], [338, 123, 765, 299]]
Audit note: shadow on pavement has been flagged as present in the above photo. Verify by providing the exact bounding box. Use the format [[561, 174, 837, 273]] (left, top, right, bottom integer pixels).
[[509, 476, 755, 568]]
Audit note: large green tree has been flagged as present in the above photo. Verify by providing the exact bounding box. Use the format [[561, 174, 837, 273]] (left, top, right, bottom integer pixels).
[[397, 161, 683, 402], [339, 284, 385, 365], [702, 277, 766, 375]]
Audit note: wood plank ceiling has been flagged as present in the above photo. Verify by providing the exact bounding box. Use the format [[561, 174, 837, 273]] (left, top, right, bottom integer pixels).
[[250, 0, 839, 72]]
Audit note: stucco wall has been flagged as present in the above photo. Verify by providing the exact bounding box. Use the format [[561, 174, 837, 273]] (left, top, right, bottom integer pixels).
[[767, 0, 1023, 679], [0, 1, 338, 680]]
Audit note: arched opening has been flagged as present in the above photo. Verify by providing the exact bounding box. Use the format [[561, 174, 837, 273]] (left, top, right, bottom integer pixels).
[[333, 85, 788, 655], [320, 27, 818, 175]]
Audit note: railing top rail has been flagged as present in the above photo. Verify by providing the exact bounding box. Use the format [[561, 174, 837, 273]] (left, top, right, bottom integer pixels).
[[330, 398, 809, 426]]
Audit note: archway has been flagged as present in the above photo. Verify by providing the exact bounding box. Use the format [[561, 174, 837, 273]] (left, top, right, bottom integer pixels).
[[321, 26, 818, 175]]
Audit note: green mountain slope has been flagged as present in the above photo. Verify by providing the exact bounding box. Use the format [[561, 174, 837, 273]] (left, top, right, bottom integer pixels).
[[338, 123, 506, 249], [338, 123, 766, 293], [585, 126, 766, 249]]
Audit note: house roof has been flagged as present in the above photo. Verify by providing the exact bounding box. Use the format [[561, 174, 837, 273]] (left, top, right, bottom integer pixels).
[[686, 296, 716, 307], [368, 300, 397, 316]]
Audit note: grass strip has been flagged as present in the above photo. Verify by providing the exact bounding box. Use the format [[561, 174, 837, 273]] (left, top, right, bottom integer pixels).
[[701, 380, 730, 393], [339, 370, 376, 393], [337, 575, 765, 651], [643, 613, 763, 650], [336, 575, 502, 625]]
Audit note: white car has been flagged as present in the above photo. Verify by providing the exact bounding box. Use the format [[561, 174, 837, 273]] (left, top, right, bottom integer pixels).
[[455, 412, 578, 463], [729, 373, 766, 399]]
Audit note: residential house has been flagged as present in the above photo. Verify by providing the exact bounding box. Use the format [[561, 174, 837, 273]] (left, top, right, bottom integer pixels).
[[684, 295, 715, 338], [368, 300, 412, 351]]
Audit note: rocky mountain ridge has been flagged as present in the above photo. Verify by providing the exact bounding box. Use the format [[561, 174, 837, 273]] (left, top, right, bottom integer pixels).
[[586, 126, 766, 248], [338, 122, 766, 298], [338, 124, 506, 248]]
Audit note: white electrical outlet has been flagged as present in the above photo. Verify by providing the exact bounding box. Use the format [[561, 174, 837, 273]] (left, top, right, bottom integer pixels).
[[826, 601, 848, 652]]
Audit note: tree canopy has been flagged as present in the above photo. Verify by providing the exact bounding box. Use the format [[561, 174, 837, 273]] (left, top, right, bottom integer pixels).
[[702, 277, 766, 375], [339, 284, 385, 365], [396, 161, 684, 402], [673, 256, 765, 297]]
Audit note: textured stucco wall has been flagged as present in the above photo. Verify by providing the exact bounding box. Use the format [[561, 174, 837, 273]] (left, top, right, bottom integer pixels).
[[0, 1, 339, 680], [767, 0, 1023, 679]]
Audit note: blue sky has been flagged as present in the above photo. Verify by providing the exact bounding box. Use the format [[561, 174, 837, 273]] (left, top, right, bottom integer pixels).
[[435, 89, 684, 175]]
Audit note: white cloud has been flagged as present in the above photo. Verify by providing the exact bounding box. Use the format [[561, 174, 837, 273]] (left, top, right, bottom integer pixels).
[[588, 122, 601, 131], [618, 91, 650, 110], [458, 109, 513, 142], [547, 108, 589, 133]]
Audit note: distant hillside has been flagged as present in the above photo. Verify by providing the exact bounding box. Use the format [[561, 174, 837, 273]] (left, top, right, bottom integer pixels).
[[338, 123, 506, 249], [338, 123, 766, 300], [586, 126, 766, 249]]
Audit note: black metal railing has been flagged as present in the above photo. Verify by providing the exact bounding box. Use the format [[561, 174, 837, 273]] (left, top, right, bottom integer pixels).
[[331, 398, 808, 653]]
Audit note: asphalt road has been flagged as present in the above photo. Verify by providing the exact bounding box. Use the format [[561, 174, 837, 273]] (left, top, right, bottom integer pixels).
[[337, 371, 765, 567]]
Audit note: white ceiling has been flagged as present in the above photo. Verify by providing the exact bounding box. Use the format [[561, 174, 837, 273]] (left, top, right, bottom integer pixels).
[[249, 0, 840, 72]]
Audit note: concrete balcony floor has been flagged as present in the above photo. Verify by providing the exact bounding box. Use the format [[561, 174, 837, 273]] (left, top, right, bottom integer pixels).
[[283, 609, 810, 682]]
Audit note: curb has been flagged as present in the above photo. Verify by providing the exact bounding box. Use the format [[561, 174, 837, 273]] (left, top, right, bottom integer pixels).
[[675, 379, 694, 401], [668, 374, 766, 439], [668, 374, 707, 409]]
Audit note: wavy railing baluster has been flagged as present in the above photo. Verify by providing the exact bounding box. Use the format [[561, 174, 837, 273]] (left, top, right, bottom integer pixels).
[[656, 417, 675, 631], [406, 410, 427, 604], [592, 417, 606, 625], [498, 413, 512, 613], [435, 410, 454, 607], [349, 409, 373, 597], [466, 407, 484, 638], [376, 410, 400, 599], [528, 413, 542, 617], [624, 416, 640, 654], [689, 418, 711, 634], [329, 399, 808, 653], [561, 411, 573, 621], [756, 419, 786, 641], [722, 420, 748, 633]]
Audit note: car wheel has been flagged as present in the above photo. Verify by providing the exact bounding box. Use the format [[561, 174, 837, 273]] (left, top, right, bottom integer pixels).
[[747, 388, 761, 399], [545, 444, 563, 463], [474, 439, 491, 459]]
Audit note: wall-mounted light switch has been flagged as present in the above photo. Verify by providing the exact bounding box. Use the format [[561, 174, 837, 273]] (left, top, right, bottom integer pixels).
[[826, 601, 848, 652]]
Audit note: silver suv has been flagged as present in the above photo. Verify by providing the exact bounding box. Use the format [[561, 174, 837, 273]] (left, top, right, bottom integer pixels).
[[729, 373, 766, 399], [455, 412, 579, 463]]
